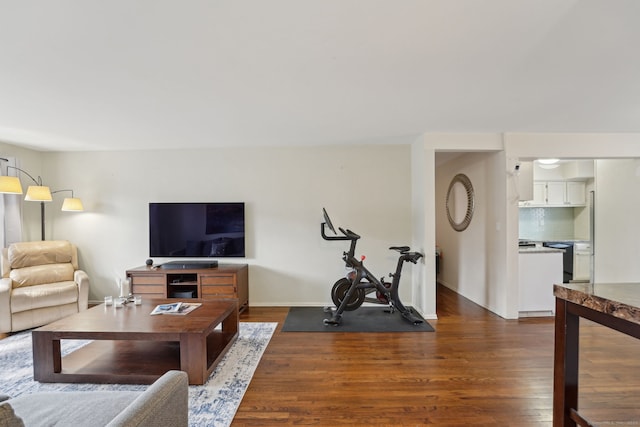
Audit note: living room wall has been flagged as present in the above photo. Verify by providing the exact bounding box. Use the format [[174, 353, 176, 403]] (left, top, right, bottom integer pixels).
[[36, 144, 416, 308], [9, 133, 640, 320]]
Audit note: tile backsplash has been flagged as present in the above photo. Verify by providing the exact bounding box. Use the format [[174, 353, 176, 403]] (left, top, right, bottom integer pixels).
[[519, 207, 576, 241]]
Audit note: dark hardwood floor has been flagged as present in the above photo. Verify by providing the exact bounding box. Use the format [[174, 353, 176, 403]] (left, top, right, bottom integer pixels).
[[235, 284, 640, 426], [2, 285, 637, 425]]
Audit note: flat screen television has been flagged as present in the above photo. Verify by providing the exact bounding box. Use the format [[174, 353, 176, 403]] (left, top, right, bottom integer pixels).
[[149, 202, 245, 258]]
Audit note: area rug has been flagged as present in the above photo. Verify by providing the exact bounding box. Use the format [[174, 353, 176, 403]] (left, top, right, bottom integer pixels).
[[0, 322, 277, 427], [282, 306, 434, 332]]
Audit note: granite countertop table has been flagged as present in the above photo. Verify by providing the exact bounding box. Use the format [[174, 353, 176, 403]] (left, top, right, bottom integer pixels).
[[553, 282, 640, 326], [553, 282, 640, 426]]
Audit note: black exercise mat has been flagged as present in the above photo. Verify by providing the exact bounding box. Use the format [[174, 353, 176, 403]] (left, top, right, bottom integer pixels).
[[282, 306, 434, 332]]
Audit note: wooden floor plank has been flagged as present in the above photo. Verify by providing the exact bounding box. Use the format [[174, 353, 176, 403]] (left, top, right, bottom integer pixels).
[[234, 284, 640, 426]]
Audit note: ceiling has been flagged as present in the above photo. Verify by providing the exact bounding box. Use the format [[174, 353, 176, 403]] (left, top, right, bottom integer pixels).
[[1, 1, 639, 152]]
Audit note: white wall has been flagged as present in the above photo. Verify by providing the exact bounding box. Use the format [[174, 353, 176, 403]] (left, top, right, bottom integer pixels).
[[435, 151, 509, 315], [593, 159, 640, 282], [37, 145, 415, 308], [6, 132, 640, 321], [410, 138, 434, 317]]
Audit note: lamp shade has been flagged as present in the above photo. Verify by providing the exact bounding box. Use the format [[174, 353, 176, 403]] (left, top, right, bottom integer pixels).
[[61, 197, 84, 211], [24, 185, 52, 202], [0, 176, 24, 194]]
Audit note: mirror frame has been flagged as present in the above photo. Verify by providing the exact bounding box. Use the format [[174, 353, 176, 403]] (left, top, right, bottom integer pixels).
[[446, 173, 475, 232]]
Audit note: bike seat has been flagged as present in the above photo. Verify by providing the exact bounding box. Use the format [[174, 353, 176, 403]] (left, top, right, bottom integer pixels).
[[389, 246, 410, 253]]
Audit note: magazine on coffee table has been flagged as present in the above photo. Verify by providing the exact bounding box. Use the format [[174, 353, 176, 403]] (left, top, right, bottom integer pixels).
[[150, 302, 202, 315]]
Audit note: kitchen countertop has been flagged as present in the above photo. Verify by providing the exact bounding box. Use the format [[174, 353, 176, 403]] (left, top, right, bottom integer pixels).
[[520, 238, 590, 243], [554, 282, 640, 325], [519, 247, 565, 254]]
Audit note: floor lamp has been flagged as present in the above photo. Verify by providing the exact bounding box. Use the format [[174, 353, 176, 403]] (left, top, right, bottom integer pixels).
[[0, 159, 83, 240]]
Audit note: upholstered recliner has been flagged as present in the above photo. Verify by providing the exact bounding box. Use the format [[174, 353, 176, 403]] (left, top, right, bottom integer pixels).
[[0, 240, 89, 333]]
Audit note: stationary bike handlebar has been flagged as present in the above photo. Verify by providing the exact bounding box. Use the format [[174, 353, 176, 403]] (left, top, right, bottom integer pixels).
[[321, 222, 360, 241], [401, 251, 423, 264], [321, 211, 423, 264], [340, 227, 360, 240]]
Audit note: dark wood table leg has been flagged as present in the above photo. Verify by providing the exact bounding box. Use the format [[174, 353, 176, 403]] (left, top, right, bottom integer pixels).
[[32, 331, 61, 382], [181, 332, 205, 385], [553, 298, 580, 427], [222, 303, 239, 336]]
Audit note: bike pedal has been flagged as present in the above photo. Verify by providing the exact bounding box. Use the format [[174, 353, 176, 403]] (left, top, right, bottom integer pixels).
[[323, 317, 341, 326]]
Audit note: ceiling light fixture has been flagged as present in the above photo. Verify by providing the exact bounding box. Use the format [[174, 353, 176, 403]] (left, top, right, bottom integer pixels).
[[537, 158, 560, 165]]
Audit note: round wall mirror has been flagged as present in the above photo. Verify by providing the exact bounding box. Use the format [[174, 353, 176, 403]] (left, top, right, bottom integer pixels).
[[446, 173, 474, 232]]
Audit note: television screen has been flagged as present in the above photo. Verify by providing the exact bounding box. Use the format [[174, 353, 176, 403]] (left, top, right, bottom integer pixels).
[[149, 202, 245, 258]]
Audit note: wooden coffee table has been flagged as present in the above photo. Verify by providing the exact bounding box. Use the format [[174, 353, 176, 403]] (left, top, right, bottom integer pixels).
[[32, 299, 238, 385]]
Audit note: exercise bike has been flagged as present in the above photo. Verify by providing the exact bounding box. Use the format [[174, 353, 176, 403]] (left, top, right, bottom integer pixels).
[[320, 208, 424, 326]]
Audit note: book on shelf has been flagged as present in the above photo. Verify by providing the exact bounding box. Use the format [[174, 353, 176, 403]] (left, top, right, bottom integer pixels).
[[150, 302, 202, 315]]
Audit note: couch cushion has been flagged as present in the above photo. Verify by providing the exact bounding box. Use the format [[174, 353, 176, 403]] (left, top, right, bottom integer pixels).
[[9, 391, 140, 427], [10, 281, 78, 313], [10, 263, 75, 288], [8, 241, 72, 269], [0, 402, 25, 427]]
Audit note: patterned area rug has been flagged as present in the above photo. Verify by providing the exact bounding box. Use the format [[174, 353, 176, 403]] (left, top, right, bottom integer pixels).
[[0, 322, 277, 427]]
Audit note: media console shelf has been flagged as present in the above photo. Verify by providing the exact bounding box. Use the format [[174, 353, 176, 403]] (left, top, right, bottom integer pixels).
[[126, 263, 249, 312]]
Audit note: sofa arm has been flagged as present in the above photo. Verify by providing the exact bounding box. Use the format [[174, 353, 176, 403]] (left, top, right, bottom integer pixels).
[[74, 270, 89, 311], [107, 370, 188, 427], [0, 278, 11, 333]]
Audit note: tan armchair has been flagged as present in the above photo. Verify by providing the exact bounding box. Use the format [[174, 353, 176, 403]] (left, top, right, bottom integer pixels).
[[0, 240, 89, 333]]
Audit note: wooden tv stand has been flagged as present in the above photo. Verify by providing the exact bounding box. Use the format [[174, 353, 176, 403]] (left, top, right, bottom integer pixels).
[[126, 263, 249, 312]]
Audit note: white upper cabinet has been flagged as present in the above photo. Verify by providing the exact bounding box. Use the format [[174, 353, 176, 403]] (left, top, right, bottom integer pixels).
[[519, 160, 591, 207], [566, 181, 587, 205], [532, 182, 546, 204], [546, 181, 566, 205], [523, 181, 586, 207]]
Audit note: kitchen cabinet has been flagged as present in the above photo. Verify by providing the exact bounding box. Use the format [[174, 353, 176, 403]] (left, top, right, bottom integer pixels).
[[546, 181, 566, 205], [566, 182, 586, 205], [532, 182, 546, 205], [573, 242, 591, 281], [518, 250, 563, 316], [523, 181, 586, 207]]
